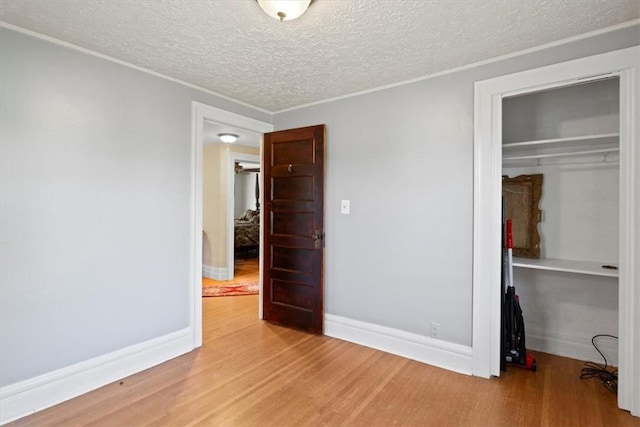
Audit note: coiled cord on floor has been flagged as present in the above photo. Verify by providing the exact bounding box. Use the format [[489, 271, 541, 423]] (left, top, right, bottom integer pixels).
[[580, 334, 618, 394]]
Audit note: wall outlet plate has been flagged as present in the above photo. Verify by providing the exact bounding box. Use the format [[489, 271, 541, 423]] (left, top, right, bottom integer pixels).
[[430, 321, 440, 338]]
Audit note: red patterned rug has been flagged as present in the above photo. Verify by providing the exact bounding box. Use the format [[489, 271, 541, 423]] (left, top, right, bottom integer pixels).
[[202, 282, 259, 297]]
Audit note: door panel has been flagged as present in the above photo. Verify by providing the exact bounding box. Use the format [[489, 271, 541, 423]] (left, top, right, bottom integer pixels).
[[272, 280, 313, 308], [273, 176, 314, 200], [263, 124, 325, 334], [273, 139, 314, 163], [271, 212, 314, 236], [272, 246, 313, 272]]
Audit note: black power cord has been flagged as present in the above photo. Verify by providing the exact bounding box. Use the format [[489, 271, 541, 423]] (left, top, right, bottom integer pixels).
[[580, 334, 618, 394]]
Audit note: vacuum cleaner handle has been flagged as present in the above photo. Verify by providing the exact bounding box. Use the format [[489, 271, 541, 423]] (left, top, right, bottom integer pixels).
[[506, 219, 514, 288]]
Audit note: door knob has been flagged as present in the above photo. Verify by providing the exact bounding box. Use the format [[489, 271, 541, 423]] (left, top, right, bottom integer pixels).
[[312, 230, 324, 249]]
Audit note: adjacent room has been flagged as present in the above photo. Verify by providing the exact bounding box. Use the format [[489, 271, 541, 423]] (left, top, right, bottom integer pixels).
[[201, 121, 261, 298]]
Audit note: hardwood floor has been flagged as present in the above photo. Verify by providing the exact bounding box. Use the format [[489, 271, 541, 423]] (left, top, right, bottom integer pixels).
[[9, 295, 639, 426]]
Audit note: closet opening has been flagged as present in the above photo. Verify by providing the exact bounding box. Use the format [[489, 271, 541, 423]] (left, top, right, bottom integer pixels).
[[472, 46, 638, 414], [501, 76, 621, 368]]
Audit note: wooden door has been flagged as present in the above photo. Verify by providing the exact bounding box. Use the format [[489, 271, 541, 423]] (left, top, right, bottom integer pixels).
[[262, 125, 325, 334]]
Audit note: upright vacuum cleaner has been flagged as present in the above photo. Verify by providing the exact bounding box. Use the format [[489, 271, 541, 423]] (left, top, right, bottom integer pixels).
[[504, 219, 537, 371]]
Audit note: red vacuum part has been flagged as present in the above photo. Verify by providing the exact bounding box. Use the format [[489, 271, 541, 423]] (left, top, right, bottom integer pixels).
[[506, 219, 513, 249]]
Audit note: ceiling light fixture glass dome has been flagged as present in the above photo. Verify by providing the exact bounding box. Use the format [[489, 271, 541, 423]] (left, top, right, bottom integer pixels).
[[218, 133, 238, 144], [257, 0, 312, 22]]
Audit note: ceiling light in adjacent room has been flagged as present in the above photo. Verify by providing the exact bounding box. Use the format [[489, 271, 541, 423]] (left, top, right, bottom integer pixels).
[[257, 0, 311, 22], [218, 133, 238, 144]]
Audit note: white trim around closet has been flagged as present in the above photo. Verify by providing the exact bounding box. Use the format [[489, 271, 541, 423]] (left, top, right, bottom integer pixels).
[[472, 46, 639, 416]]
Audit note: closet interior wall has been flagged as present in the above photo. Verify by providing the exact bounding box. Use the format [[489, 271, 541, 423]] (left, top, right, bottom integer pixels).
[[501, 77, 621, 365]]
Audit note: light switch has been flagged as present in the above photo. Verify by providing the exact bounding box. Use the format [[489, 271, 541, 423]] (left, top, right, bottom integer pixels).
[[341, 200, 350, 215]]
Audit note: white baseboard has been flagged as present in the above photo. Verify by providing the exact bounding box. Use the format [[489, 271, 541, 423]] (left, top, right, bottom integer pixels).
[[324, 314, 473, 375], [0, 328, 193, 425], [202, 264, 228, 280], [526, 327, 619, 366]]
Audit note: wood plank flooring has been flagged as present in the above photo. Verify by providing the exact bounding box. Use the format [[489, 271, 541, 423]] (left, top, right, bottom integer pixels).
[[9, 290, 639, 426]]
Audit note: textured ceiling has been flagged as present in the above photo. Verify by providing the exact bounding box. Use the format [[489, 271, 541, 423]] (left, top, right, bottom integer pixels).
[[1, 1, 638, 112]]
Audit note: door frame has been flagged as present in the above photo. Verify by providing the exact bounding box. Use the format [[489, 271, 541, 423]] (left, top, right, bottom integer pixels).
[[472, 46, 639, 415], [190, 101, 273, 348]]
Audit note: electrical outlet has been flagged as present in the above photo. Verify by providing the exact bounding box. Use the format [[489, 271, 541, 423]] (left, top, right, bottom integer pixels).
[[430, 322, 440, 339]]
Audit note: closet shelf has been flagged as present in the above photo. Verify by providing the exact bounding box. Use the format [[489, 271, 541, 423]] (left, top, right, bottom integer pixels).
[[503, 133, 619, 150], [512, 257, 618, 278]]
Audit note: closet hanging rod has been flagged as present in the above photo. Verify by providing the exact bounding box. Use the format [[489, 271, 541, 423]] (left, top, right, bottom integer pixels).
[[502, 133, 619, 148], [503, 148, 619, 161]]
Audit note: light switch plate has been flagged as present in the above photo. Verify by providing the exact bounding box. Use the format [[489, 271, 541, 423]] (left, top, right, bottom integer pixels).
[[341, 200, 350, 215]]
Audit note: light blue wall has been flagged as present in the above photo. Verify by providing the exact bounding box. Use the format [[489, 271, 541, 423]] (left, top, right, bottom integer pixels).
[[273, 24, 640, 346], [0, 27, 270, 386]]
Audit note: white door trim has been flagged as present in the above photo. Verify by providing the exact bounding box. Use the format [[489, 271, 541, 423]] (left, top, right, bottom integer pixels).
[[472, 46, 639, 415], [190, 102, 272, 348]]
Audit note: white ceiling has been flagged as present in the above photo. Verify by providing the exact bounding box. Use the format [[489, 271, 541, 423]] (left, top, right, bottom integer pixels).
[[1, 1, 638, 112]]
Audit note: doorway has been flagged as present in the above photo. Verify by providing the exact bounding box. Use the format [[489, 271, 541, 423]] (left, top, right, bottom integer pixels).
[[472, 47, 639, 414], [190, 102, 273, 348], [202, 140, 260, 285], [229, 154, 261, 272]]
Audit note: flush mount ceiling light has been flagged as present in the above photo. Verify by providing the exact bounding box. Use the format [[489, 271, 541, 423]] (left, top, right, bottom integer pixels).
[[218, 133, 238, 144], [257, 0, 311, 22]]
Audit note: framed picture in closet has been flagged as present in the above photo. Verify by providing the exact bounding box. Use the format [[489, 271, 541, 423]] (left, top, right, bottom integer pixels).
[[502, 174, 543, 259]]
